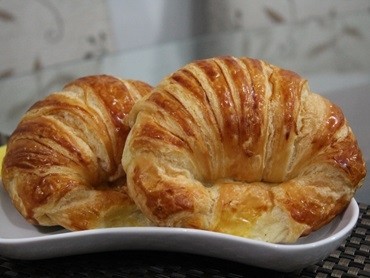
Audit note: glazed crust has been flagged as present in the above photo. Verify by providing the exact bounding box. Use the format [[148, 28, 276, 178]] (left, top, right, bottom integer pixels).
[[122, 56, 366, 243], [2, 75, 152, 230]]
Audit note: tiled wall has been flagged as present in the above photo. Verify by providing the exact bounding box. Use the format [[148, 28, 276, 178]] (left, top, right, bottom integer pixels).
[[0, 0, 114, 79], [205, 0, 370, 74], [206, 0, 370, 31], [1, 0, 370, 81]]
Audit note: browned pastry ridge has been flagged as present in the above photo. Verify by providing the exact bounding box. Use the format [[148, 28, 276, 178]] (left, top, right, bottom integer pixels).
[[122, 56, 366, 243], [2, 75, 152, 230]]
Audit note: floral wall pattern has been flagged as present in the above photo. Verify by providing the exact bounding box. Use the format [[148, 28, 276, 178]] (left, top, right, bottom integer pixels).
[[1, 0, 369, 80], [0, 0, 370, 144], [204, 0, 370, 74], [0, 0, 113, 79]]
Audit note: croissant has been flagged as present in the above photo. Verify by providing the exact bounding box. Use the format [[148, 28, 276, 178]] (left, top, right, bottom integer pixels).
[[2, 75, 152, 230], [122, 56, 366, 243]]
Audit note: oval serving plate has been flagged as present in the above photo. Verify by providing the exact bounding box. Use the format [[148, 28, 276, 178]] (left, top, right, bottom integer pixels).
[[0, 184, 359, 272]]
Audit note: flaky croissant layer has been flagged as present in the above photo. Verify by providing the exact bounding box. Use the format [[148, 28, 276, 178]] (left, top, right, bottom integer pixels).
[[2, 75, 153, 230], [1, 57, 366, 243], [122, 56, 366, 243]]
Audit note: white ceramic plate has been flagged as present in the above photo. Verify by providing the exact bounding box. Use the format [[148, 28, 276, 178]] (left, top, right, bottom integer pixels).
[[0, 185, 359, 272]]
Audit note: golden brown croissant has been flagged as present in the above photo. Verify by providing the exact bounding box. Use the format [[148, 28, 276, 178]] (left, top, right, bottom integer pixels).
[[122, 56, 366, 243], [2, 75, 152, 230]]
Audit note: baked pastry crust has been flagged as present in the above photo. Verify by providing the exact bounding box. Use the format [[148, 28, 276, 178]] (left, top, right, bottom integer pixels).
[[2, 75, 152, 230], [122, 56, 366, 243]]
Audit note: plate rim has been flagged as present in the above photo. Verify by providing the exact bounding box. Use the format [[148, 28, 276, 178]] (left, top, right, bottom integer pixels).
[[0, 197, 359, 271]]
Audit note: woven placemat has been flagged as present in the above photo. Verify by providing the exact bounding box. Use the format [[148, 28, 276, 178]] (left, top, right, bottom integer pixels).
[[298, 203, 370, 278], [0, 203, 369, 278]]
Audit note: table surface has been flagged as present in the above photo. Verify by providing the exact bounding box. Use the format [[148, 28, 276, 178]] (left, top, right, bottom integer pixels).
[[0, 202, 368, 278]]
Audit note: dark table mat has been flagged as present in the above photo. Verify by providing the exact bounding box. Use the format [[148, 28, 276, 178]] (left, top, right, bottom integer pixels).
[[0, 203, 369, 278]]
